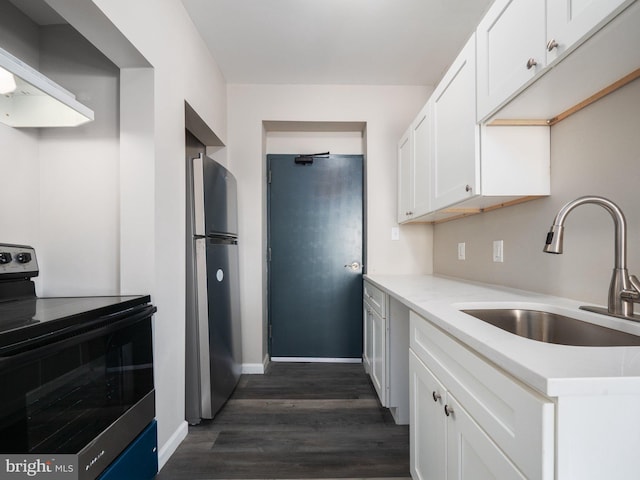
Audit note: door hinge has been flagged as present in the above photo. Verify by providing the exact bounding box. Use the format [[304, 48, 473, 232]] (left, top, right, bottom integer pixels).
[[269, 323, 272, 339], [268, 169, 272, 184], [267, 247, 272, 262]]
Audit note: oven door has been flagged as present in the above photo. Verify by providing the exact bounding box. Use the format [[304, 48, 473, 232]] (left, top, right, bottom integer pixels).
[[0, 304, 155, 480]]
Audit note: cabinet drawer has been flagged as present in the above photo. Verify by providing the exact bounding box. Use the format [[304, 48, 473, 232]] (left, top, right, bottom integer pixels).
[[363, 281, 386, 318], [410, 312, 554, 480]]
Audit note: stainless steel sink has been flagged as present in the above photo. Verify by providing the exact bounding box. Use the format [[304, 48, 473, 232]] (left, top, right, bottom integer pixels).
[[461, 309, 640, 347]]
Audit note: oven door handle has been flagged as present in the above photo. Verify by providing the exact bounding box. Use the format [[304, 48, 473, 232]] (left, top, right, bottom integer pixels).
[[0, 305, 156, 368]]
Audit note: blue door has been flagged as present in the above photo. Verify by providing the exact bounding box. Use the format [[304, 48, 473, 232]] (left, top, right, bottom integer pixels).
[[268, 154, 363, 359]]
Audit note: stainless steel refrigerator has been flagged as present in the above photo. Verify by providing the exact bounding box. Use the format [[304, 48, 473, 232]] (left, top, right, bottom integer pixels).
[[185, 152, 242, 424]]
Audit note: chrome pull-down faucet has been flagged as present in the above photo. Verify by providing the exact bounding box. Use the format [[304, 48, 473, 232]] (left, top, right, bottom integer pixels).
[[543, 196, 640, 320]]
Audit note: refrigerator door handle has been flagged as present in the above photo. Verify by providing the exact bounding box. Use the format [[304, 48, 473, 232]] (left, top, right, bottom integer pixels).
[[194, 237, 212, 418], [192, 153, 206, 236]]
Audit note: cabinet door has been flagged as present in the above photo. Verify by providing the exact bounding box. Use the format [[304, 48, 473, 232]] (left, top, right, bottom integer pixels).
[[546, 0, 633, 63], [431, 35, 479, 211], [370, 307, 387, 405], [411, 101, 431, 217], [476, 0, 546, 120], [363, 303, 372, 374], [410, 351, 446, 480], [446, 395, 526, 480], [397, 126, 413, 223]]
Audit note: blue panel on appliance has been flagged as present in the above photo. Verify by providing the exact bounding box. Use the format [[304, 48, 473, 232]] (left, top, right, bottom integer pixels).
[[98, 420, 158, 480]]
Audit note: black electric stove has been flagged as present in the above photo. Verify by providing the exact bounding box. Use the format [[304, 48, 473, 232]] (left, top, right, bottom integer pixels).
[[0, 294, 152, 350], [0, 243, 157, 480], [0, 243, 151, 349]]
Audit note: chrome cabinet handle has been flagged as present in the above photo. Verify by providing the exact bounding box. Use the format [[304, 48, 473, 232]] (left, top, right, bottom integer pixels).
[[444, 404, 454, 417], [432, 391, 441, 402], [405, 211, 413, 216], [526, 58, 538, 70], [465, 184, 472, 192], [547, 39, 559, 52]]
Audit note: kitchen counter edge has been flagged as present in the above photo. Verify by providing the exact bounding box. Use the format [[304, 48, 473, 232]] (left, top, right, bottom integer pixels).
[[364, 274, 640, 397]]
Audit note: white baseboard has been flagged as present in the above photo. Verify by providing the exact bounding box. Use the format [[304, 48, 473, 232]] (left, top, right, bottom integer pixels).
[[241, 353, 269, 374], [271, 357, 362, 363], [241, 363, 264, 374], [157, 420, 188, 470]]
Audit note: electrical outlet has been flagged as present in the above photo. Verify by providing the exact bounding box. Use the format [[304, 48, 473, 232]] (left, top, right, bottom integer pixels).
[[493, 240, 504, 263], [391, 227, 400, 241], [457, 242, 465, 260]]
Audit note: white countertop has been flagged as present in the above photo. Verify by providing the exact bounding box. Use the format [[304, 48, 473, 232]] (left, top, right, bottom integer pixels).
[[365, 274, 640, 397]]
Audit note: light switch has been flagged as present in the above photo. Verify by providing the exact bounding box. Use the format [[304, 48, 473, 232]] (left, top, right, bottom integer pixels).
[[493, 240, 504, 263], [457, 242, 465, 260]]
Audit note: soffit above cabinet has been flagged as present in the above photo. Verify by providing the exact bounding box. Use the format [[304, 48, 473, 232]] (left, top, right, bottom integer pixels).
[[0, 46, 94, 128], [7, 0, 66, 26]]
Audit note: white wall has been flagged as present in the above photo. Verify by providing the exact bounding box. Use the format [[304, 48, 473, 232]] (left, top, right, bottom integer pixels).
[[267, 130, 364, 155], [0, 124, 39, 244], [0, 4, 120, 299], [83, 0, 228, 463], [38, 25, 121, 296], [0, 2, 40, 249], [433, 78, 640, 308], [1, 0, 228, 464], [227, 84, 433, 367]]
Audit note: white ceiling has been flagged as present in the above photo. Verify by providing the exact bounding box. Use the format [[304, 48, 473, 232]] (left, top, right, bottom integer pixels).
[[9, 0, 495, 87], [181, 0, 494, 86]]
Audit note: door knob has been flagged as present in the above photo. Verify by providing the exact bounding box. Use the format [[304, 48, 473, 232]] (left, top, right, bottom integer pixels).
[[344, 262, 361, 271]]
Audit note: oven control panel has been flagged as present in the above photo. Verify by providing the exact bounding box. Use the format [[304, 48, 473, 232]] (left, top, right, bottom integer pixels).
[[0, 244, 38, 278]]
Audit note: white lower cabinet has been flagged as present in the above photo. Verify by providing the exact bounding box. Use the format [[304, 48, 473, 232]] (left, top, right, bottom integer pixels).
[[369, 303, 386, 401], [363, 280, 410, 424], [363, 281, 387, 404], [410, 352, 525, 480], [410, 350, 446, 480], [409, 312, 554, 479], [446, 391, 526, 480], [362, 303, 373, 374]]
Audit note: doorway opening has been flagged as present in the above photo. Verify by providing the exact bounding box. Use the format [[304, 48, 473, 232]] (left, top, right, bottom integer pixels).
[[264, 121, 367, 362]]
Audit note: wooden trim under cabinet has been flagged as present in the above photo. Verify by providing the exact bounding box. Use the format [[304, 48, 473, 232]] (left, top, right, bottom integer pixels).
[[489, 68, 640, 127]]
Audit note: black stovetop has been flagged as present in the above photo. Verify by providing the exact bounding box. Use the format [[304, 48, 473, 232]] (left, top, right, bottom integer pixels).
[[0, 294, 151, 350], [0, 243, 152, 350]]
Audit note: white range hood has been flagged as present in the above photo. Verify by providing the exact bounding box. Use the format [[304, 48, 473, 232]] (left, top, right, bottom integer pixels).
[[0, 47, 94, 128]]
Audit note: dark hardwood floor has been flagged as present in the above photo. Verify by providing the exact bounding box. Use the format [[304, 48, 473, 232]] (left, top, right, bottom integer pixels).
[[156, 362, 410, 480]]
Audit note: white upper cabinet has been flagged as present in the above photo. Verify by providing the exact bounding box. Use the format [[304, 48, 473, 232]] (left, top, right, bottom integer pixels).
[[397, 101, 432, 224], [431, 35, 479, 211], [477, 0, 638, 121], [397, 127, 413, 223], [476, 0, 546, 122], [397, 0, 636, 220], [397, 32, 550, 223], [546, 0, 633, 63], [411, 103, 431, 217]]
